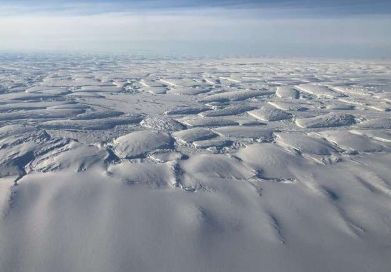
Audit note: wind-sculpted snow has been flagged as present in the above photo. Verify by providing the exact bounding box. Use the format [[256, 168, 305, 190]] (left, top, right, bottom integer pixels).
[[275, 132, 341, 155], [140, 116, 186, 131], [296, 113, 356, 128], [276, 86, 300, 99], [173, 128, 218, 144], [0, 55, 391, 272], [296, 84, 346, 99], [112, 130, 173, 159], [248, 105, 292, 121]]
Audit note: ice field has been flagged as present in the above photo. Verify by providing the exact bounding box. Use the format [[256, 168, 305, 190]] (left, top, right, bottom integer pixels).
[[0, 54, 391, 271]]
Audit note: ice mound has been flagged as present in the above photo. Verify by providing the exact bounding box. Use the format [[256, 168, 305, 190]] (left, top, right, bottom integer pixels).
[[113, 131, 173, 159], [296, 113, 356, 128]]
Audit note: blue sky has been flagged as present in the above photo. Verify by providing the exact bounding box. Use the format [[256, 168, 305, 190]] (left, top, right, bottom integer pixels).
[[2, 0, 391, 16], [0, 0, 390, 57]]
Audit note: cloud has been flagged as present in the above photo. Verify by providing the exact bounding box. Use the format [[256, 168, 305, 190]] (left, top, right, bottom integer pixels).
[[0, 11, 390, 58], [0, 1, 390, 57]]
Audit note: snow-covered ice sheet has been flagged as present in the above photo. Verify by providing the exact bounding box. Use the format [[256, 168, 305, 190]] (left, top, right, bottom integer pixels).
[[1, 54, 391, 272]]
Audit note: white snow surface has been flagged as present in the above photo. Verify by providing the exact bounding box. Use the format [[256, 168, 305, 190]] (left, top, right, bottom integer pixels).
[[0, 55, 391, 272]]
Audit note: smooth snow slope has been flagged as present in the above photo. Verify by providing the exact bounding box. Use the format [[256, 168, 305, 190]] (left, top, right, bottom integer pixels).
[[0, 55, 391, 272]]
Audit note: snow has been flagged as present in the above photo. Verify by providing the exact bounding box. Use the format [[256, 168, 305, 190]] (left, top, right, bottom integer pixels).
[[236, 143, 308, 180], [275, 132, 341, 155], [296, 113, 356, 128], [112, 130, 173, 159], [296, 84, 346, 98], [1, 55, 391, 272], [276, 86, 300, 99], [200, 89, 274, 103], [248, 105, 292, 121], [140, 116, 186, 131], [173, 128, 218, 144]]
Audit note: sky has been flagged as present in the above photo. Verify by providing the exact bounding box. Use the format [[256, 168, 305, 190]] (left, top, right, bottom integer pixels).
[[0, 0, 390, 58]]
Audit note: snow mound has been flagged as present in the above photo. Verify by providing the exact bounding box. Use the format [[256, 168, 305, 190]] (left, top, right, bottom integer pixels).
[[172, 128, 218, 144], [214, 126, 274, 141], [199, 105, 255, 117], [350, 129, 391, 143], [357, 118, 391, 129], [108, 161, 177, 187], [113, 131, 173, 159], [296, 113, 356, 128], [326, 104, 355, 110], [248, 105, 292, 121], [165, 107, 210, 115], [276, 86, 300, 99], [296, 84, 345, 98], [180, 154, 255, 180], [40, 114, 142, 130], [193, 139, 233, 149], [168, 87, 210, 96], [201, 90, 273, 103], [72, 110, 124, 120], [144, 87, 167, 94], [140, 116, 186, 131], [236, 143, 308, 180], [181, 117, 239, 127], [28, 141, 108, 172], [318, 131, 388, 153], [268, 101, 308, 111], [275, 132, 340, 155], [0, 124, 36, 138], [0, 108, 86, 121]]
